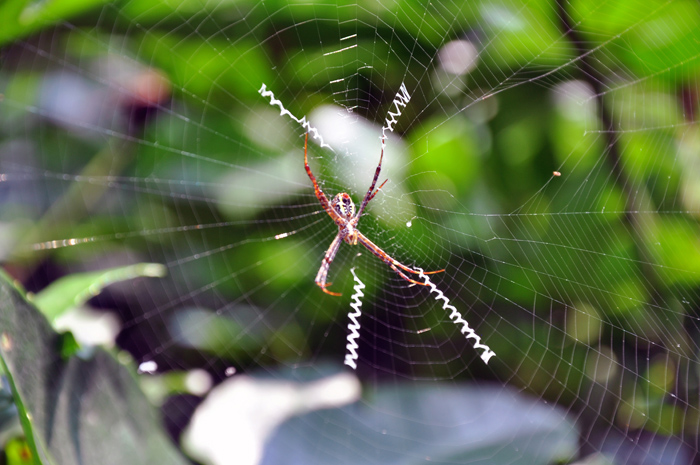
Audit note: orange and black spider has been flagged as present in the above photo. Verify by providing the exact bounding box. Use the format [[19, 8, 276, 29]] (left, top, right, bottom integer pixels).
[[303, 132, 444, 296]]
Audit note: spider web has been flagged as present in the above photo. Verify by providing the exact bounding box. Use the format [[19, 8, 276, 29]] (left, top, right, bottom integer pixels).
[[2, 0, 700, 464]]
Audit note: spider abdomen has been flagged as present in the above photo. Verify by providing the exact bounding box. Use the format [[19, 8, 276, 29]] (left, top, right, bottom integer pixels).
[[344, 225, 359, 245]]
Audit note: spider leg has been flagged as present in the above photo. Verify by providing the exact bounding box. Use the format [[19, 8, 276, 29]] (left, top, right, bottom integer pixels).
[[304, 133, 343, 223], [315, 233, 344, 296], [367, 178, 388, 203], [388, 262, 431, 287], [356, 138, 385, 218], [415, 268, 445, 275], [395, 264, 445, 275], [356, 231, 444, 286]]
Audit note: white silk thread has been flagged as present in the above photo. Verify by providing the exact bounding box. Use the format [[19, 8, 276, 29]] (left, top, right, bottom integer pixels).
[[258, 83, 334, 151], [416, 268, 496, 364], [344, 267, 365, 370]]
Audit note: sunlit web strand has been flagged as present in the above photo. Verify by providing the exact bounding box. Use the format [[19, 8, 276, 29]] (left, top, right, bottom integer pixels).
[[29, 213, 326, 252]]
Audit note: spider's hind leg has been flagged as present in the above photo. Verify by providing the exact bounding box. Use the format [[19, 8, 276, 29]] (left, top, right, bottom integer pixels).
[[406, 267, 445, 275], [320, 283, 342, 296], [392, 260, 445, 276], [389, 263, 431, 287], [315, 233, 344, 297]]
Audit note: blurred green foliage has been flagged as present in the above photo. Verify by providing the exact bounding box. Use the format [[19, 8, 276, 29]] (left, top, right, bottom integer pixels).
[[0, 272, 188, 464], [1, 0, 700, 460]]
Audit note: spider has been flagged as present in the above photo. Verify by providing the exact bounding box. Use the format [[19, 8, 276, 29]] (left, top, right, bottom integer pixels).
[[303, 132, 444, 296]]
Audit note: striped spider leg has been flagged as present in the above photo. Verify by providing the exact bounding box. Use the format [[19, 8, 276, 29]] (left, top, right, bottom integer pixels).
[[303, 132, 444, 296]]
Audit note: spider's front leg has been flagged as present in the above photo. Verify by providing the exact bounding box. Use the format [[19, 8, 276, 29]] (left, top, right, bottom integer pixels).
[[315, 233, 343, 296]]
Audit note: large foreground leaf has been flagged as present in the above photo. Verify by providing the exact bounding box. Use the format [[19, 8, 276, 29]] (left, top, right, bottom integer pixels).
[[262, 383, 578, 465], [0, 271, 188, 465]]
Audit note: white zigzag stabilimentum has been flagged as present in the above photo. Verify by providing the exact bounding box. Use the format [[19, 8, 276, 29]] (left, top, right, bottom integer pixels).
[[344, 267, 365, 370], [416, 268, 496, 364], [381, 82, 411, 143], [258, 83, 334, 151]]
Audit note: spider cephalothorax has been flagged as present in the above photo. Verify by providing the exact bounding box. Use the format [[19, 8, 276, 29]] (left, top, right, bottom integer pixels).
[[331, 193, 359, 245], [331, 193, 355, 219], [303, 132, 443, 296]]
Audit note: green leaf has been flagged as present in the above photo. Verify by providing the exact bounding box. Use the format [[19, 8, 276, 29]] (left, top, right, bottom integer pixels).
[[262, 383, 578, 465], [0, 0, 109, 46], [5, 437, 34, 465], [31, 263, 166, 322], [0, 270, 188, 465], [58, 332, 80, 360]]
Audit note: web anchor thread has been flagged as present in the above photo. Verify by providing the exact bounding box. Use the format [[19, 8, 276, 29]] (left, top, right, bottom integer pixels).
[[258, 83, 334, 151], [344, 267, 365, 370], [416, 268, 496, 364]]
